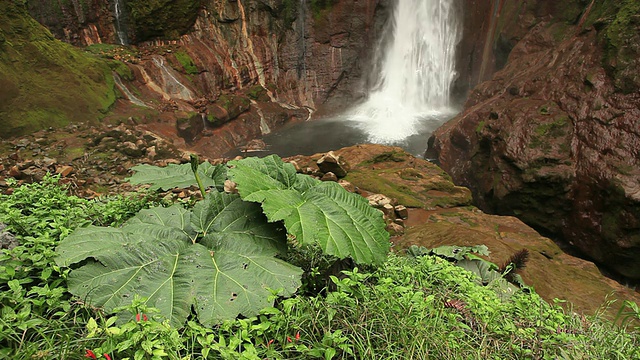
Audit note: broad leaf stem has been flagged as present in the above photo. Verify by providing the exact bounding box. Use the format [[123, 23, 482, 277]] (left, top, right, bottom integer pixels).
[[190, 154, 206, 197]]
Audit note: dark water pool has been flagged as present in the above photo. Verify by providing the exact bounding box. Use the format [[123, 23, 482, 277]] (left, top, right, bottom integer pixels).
[[227, 112, 455, 159]]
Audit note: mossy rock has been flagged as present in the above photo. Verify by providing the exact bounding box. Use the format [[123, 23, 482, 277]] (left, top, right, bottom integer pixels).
[[397, 209, 640, 318], [246, 85, 270, 102], [127, 0, 203, 42], [287, 145, 472, 209], [0, 1, 116, 138], [205, 95, 251, 127], [174, 50, 198, 75], [586, 0, 640, 93]]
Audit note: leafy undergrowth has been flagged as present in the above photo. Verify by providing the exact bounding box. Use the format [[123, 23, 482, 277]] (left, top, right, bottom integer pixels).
[[1, 174, 639, 359]]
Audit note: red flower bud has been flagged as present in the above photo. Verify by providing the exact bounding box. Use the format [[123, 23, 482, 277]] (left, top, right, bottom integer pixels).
[[85, 350, 97, 359], [104, 354, 112, 360]]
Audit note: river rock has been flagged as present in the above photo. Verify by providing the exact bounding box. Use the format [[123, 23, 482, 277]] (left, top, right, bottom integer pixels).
[[0, 224, 18, 251], [395, 205, 408, 220], [8, 166, 20, 178], [56, 165, 74, 177], [317, 151, 348, 178], [386, 222, 404, 236], [320, 172, 338, 182], [338, 179, 356, 193]]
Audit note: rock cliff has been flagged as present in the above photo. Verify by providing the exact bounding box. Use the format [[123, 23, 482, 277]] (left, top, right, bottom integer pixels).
[[434, 0, 640, 279], [20, 0, 386, 156]]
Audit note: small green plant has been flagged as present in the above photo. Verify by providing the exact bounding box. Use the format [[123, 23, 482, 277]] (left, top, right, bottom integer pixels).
[[0, 175, 162, 358], [407, 244, 529, 299], [55, 155, 390, 327], [616, 300, 640, 329]]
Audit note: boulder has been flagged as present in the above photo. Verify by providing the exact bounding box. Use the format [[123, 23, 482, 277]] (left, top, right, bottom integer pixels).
[[320, 172, 338, 182], [0, 224, 18, 251], [317, 151, 348, 178]]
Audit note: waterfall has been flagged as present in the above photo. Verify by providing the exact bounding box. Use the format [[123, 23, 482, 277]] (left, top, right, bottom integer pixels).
[[114, 0, 129, 45], [112, 72, 150, 108], [349, 0, 461, 143]]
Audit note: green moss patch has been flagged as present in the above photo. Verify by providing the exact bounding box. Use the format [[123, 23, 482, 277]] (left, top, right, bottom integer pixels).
[[174, 50, 198, 75], [0, 2, 116, 138]]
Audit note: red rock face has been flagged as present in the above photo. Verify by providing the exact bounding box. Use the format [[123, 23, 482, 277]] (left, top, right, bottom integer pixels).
[[27, 0, 115, 45], [435, 4, 640, 279], [26, 0, 386, 155]]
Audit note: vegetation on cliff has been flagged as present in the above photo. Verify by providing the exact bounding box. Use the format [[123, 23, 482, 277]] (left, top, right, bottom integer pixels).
[[586, 0, 640, 93], [127, 0, 203, 41], [0, 1, 116, 138]]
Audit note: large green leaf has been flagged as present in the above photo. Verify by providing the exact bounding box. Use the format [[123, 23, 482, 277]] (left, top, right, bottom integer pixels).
[[458, 259, 519, 300], [228, 156, 390, 265], [55, 195, 301, 327], [127, 162, 227, 191]]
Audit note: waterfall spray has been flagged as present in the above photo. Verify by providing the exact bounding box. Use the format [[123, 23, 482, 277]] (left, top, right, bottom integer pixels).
[[349, 0, 461, 143]]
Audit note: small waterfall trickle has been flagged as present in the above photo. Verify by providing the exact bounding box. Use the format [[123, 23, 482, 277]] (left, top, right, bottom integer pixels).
[[113, 72, 149, 108], [151, 56, 195, 101], [113, 0, 129, 45], [349, 0, 462, 143]]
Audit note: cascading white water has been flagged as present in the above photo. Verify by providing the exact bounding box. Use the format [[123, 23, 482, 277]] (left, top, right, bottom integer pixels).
[[349, 0, 461, 143], [114, 0, 128, 45]]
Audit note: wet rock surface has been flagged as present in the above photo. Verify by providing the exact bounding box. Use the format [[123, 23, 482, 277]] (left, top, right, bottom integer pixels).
[[434, 4, 640, 279], [288, 144, 640, 317]]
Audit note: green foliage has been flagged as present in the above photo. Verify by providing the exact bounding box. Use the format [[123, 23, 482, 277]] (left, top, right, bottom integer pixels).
[[174, 50, 198, 75], [228, 155, 390, 265], [58, 155, 389, 327], [0, 1, 116, 138], [1, 176, 638, 358], [407, 244, 523, 299], [56, 194, 301, 328], [85, 296, 186, 359], [128, 161, 227, 191], [0, 175, 161, 358], [81, 254, 635, 359], [616, 300, 640, 330]]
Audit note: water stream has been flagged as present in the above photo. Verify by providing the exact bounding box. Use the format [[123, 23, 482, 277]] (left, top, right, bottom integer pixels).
[[114, 0, 129, 45], [349, 0, 462, 143], [112, 72, 149, 108]]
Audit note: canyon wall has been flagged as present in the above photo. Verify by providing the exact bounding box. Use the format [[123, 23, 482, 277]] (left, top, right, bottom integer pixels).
[[435, 0, 640, 279], [20, 0, 387, 154]]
